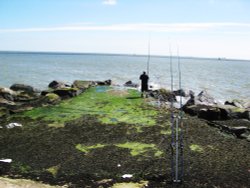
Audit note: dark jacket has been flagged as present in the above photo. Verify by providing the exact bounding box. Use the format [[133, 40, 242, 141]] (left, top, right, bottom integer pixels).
[[140, 73, 149, 92]]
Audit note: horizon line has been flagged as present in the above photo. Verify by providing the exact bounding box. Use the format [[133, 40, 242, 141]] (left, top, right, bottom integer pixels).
[[0, 50, 249, 62]]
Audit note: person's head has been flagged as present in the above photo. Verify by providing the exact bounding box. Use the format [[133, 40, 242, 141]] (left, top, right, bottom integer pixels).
[[143, 71, 146, 75]]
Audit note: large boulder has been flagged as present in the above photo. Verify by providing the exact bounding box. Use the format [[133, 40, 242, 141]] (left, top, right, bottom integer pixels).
[[218, 105, 249, 120], [149, 88, 176, 102], [197, 107, 221, 120], [53, 88, 79, 99], [10, 84, 36, 94], [48, 80, 70, 89], [72, 80, 94, 90], [196, 90, 218, 106]]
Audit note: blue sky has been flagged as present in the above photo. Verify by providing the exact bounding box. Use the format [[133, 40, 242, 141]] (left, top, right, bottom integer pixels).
[[1, 0, 250, 59]]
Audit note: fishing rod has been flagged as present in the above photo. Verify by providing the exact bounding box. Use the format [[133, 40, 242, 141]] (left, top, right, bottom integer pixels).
[[146, 38, 151, 76], [177, 47, 184, 181], [170, 46, 184, 183]]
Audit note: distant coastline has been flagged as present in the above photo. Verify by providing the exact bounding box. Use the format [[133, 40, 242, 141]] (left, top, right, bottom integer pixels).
[[1, 50, 250, 62]]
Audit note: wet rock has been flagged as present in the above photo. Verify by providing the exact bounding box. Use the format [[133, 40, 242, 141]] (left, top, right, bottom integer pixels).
[[198, 107, 221, 121], [96, 79, 112, 86], [48, 80, 70, 89], [124, 80, 139, 88], [53, 88, 79, 99], [149, 88, 176, 102], [72, 80, 94, 90], [184, 104, 207, 116], [173, 89, 186, 97], [10, 83, 36, 94]]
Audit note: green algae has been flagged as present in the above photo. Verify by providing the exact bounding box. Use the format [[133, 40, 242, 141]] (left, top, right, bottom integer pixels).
[[46, 165, 60, 178], [22, 87, 158, 126], [76, 143, 106, 153], [115, 142, 163, 157], [11, 162, 31, 174], [112, 181, 148, 188], [190, 144, 204, 153]]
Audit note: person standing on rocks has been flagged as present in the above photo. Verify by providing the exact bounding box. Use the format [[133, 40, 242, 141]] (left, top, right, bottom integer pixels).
[[139, 71, 149, 98]]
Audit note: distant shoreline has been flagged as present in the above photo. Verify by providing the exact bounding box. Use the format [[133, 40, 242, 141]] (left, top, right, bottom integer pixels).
[[1, 50, 250, 62]]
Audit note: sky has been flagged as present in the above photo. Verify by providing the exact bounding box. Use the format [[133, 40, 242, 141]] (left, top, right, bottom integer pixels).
[[0, 0, 250, 59]]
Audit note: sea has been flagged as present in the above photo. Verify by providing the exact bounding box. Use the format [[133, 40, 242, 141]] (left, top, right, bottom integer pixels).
[[0, 51, 249, 103]]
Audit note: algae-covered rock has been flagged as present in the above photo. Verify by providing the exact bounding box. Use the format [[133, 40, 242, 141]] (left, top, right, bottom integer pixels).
[[45, 93, 61, 104], [72, 80, 94, 90]]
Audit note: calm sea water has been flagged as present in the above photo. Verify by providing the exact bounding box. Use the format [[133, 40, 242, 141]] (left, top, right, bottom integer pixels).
[[0, 52, 249, 102]]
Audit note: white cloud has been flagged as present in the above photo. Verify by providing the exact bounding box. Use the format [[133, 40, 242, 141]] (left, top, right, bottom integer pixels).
[[1, 22, 250, 33], [102, 0, 117, 5]]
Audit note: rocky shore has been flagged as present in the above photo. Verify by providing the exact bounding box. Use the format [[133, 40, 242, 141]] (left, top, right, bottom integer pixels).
[[0, 79, 250, 187]]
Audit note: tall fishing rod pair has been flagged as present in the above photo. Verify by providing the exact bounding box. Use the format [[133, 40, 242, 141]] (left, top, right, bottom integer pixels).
[[145, 41, 184, 183], [170, 48, 184, 183]]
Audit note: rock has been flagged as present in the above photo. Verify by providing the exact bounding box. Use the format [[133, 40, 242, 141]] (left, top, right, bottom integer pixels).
[[243, 101, 250, 110], [72, 80, 94, 90], [196, 90, 218, 106], [44, 93, 61, 104], [218, 105, 249, 120], [124, 81, 138, 88], [10, 84, 36, 94], [149, 88, 176, 102], [0, 107, 9, 119], [173, 89, 186, 97], [225, 99, 244, 108], [53, 88, 79, 99], [0, 87, 16, 101], [48, 80, 70, 89], [14, 92, 39, 102], [0, 98, 16, 108], [40, 90, 52, 96], [96, 79, 112, 86], [198, 107, 221, 120], [230, 127, 249, 138]]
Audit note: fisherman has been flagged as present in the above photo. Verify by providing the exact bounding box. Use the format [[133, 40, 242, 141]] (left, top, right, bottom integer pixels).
[[139, 71, 149, 98]]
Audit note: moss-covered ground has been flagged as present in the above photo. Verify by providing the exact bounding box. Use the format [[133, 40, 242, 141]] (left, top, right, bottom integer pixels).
[[0, 86, 250, 187]]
